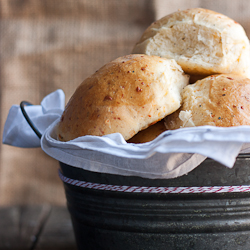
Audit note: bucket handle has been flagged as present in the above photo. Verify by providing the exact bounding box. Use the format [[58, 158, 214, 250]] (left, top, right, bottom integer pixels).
[[20, 101, 42, 139]]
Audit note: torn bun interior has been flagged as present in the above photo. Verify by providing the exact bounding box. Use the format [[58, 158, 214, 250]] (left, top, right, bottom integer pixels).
[[132, 8, 250, 79], [165, 74, 250, 130]]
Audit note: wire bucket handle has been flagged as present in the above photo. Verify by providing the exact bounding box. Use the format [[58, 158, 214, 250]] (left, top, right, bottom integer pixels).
[[20, 101, 42, 139]]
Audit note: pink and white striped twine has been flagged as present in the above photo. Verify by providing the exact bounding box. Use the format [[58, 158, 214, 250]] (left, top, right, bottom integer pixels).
[[59, 170, 250, 194]]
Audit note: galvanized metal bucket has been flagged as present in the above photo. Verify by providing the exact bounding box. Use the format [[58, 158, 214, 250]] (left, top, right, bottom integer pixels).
[[20, 101, 250, 250], [59, 155, 250, 250]]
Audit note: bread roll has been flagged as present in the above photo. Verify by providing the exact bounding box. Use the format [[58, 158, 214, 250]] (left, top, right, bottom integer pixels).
[[127, 120, 167, 143], [57, 54, 189, 141], [132, 8, 250, 78], [165, 74, 250, 129]]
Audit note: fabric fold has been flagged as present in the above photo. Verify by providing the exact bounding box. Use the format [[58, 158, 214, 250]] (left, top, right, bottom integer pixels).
[[3, 89, 250, 179]]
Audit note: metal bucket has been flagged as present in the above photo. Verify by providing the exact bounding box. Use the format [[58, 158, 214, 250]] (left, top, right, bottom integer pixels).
[[59, 155, 250, 250], [19, 101, 250, 249]]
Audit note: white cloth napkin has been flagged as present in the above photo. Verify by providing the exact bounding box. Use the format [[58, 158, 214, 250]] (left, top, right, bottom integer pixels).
[[2, 89, 65, 147], [3, 89, 250, 179]]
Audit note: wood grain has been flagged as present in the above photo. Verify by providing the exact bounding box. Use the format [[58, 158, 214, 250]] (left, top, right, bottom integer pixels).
[[1, 0, 250, 205]]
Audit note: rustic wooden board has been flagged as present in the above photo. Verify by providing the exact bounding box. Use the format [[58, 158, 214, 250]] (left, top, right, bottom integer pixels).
[[0, 205, 77, 250], [35, 206, 78, 250]]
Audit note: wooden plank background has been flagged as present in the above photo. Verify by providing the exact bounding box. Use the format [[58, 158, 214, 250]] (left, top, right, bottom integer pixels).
[[0, 205, 77, 249], [1, 0, 250, 206]]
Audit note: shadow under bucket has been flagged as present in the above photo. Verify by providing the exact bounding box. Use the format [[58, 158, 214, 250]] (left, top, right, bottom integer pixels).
[[59, 154, 250, 250]]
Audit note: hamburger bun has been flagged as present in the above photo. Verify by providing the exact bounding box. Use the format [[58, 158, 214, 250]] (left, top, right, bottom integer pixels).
[[165, 74, 250, 129], [57, 54, 189, 141], [132, 8, 250, 78]]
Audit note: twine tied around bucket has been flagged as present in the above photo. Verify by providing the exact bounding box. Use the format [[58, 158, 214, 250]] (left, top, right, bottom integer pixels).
[[58, 169, 250, 194]]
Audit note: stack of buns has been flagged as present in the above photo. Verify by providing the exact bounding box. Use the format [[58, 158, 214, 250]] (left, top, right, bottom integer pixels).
[[57, 8, 250, 143]]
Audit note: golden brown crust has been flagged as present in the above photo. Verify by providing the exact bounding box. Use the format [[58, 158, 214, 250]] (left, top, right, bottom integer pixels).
[[127, 120, 167, 143], [165, 74, 250, 129], [57, 54, 189, 141], [132, 8, 250, 78]]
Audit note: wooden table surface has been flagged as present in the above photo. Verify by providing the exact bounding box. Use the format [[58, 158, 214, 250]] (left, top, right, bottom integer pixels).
[[0, 204, 78, 250]]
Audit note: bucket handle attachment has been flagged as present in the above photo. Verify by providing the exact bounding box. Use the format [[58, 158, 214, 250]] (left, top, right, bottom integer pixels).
[[20, 101, 42, 139]]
